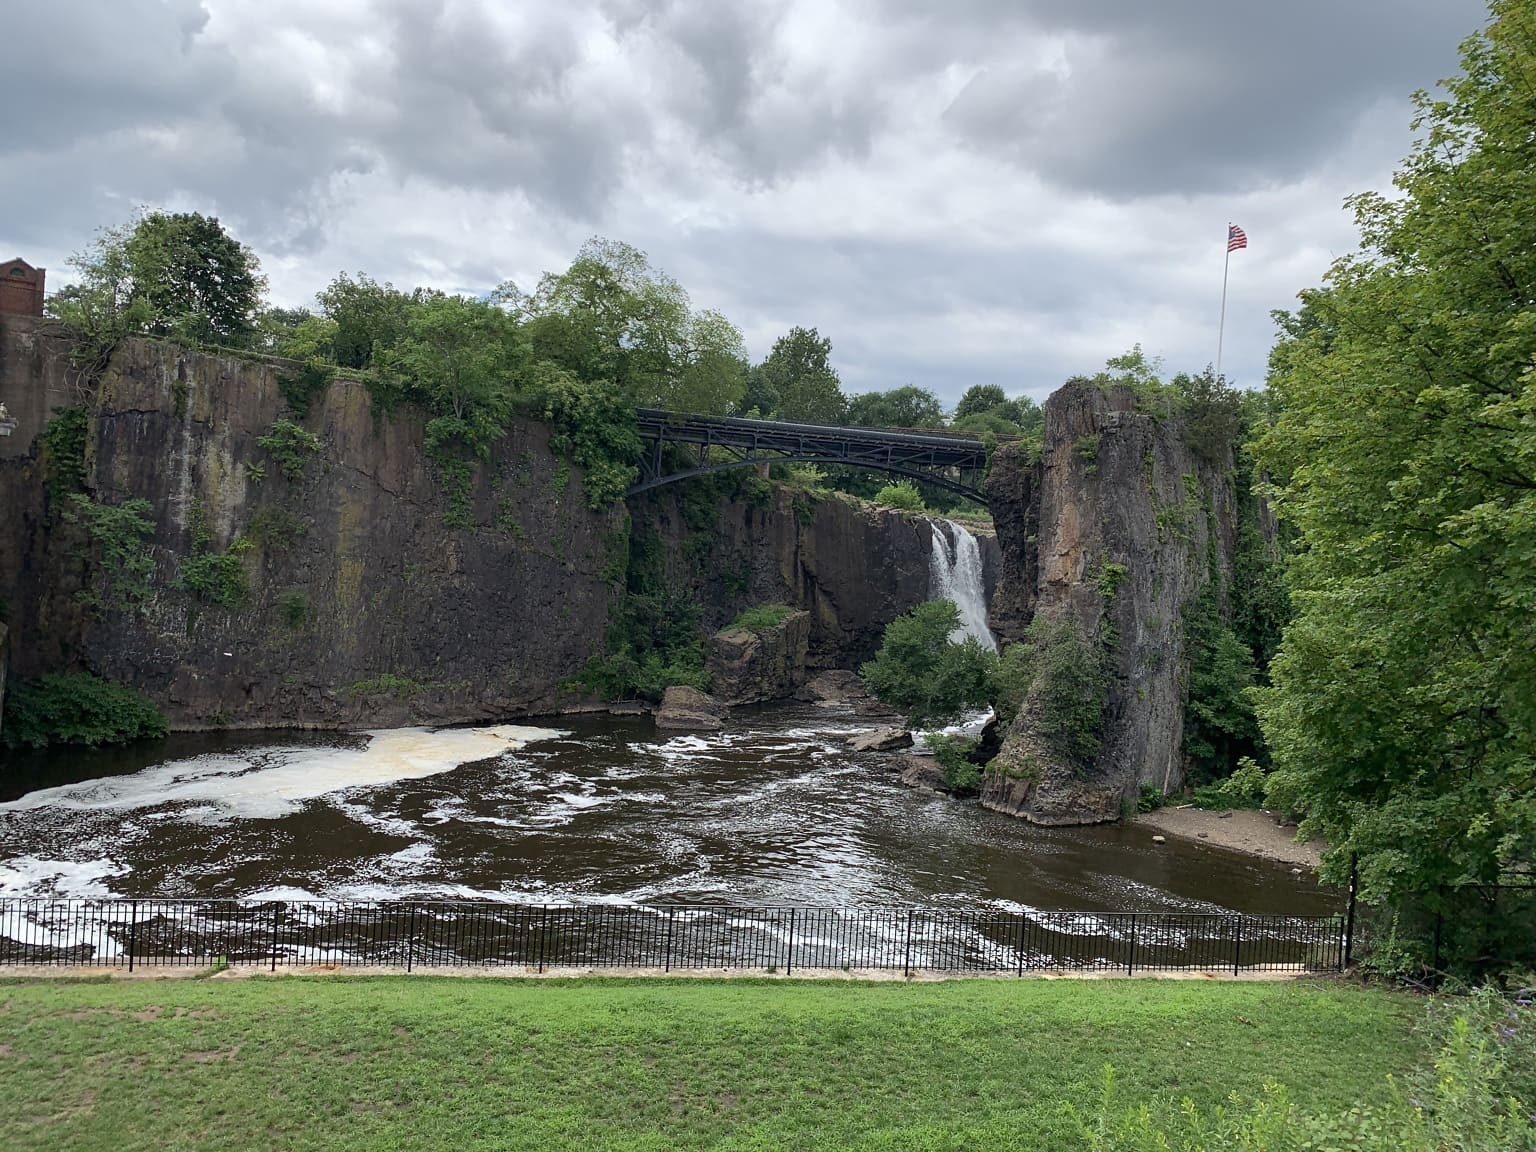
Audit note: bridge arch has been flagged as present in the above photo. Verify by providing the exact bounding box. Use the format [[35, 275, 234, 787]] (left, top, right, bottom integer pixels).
[[627, 454, 986, 502]]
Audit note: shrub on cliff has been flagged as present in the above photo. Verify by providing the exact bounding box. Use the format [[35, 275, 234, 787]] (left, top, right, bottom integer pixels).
[[2, 673, 167, 750], [861, 601, 995, 727], [872, 481, 926, 513], [992, 615, 1108, 772]]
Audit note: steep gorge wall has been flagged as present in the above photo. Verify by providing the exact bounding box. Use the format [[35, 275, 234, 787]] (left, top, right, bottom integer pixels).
[[981, 381, 1238, 825], [0, 316, 620, 728], [0, 317, 971, 729], [633, 487, 998, 672]]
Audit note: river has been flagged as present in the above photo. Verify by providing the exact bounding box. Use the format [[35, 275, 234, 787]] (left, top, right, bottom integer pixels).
[[0, 702, 1334, 917]]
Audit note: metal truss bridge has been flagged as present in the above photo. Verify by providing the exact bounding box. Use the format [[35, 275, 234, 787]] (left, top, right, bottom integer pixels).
[[630, 409, 993, 503]]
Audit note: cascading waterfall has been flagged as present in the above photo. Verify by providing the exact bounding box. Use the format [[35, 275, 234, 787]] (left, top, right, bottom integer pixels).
[[928, 520, 997, 652]]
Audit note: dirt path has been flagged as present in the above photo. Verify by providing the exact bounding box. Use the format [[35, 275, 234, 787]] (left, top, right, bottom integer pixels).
[[1135, 807, 1324, 870]]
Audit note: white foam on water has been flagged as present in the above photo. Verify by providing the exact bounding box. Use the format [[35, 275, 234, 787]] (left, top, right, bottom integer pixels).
[[0, 855, 131, 899], [0, 725, 565, 823], [244, 885, 324, 903]]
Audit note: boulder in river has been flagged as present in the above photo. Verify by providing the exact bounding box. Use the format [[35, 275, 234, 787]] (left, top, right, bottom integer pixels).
[[655, 686, 727, 730], [796, 670, 869, 704], [898, 754, 950, 793], [707, 610, 812, 704], [847, 727, 912, 753]]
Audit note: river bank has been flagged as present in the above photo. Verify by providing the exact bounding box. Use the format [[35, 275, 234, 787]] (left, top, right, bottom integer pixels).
[[1136, 807, 1324, 869]]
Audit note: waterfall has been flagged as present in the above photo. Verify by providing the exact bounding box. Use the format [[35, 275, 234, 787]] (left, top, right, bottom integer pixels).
[[928, 520, 997, 652]]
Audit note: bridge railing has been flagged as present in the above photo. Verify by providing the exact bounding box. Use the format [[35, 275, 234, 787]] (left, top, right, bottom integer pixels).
[[634, 408, 1009, 450], [0, 900, 1345, 975]]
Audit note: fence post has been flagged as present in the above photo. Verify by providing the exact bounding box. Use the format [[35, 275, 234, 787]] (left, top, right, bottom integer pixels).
[[537, 905, 548, 974], [1015, 912, 1027, 978], [127, 901, 138, 973], [664, 907, 674, 973], [1232, 917, 1243, 976], [270, 902, 282, 973], [1127, 913, 1137, 976], [1342, 854, 1358, 970], [785, 909, 796, 977], [405, 904, 417, 973], [1432, 909, 1444, 977], [904, 910, 915, 978]]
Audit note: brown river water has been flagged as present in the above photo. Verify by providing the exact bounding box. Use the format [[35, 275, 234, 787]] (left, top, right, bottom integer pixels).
[[0, 702, 1336, 916]]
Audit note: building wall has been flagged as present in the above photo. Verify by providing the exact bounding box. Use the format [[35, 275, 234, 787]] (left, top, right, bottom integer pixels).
[[0, 260, 45, 317]]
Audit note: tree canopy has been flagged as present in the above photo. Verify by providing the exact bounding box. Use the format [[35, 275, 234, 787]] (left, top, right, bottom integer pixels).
[[860, 600, 996, 728], [751, 326, 846, 423], [1254, 0, 1536, 899], [846, 385, 946, 429], [48, 211, 265, 356]]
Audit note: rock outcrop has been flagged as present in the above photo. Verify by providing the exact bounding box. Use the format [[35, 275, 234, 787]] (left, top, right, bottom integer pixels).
[[846, 727, 911, 752], [0, 318, 620, 729], [981, 380, 1239, 825], [796, 670, 868, 704], [897, 754, 950, 793], [654, 685, 727, 730], [706, 610, 811, 704]]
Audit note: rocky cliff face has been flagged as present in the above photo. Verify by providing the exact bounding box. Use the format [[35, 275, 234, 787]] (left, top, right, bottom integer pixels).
[[0, 318, 978, 730], [632, 486, 999, 672], [981, 380, 1237, 825], [1, 316, 620, 728]]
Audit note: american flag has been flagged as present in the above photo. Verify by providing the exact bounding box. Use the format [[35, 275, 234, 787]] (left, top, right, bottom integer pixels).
[[1227, 224, 1248, 253]]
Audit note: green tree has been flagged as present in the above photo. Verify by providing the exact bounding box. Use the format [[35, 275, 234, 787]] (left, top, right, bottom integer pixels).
[[1254, 0, 1536, 899], [953, 384, 1008, 422], [524, 238, 745, 414], [860, 600, 996, 727], [315, 273, 421, 369], [1180, 588, 1261, 782], [754, 327, 846, 423], [847, 385, 945, 429], [378, 294, 523, 456], [120, 211, 266, 346]]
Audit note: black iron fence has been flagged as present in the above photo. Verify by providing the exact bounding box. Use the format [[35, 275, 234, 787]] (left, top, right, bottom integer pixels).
[[1352, 880, 1536, 982], [0, 900, 1345, 976]]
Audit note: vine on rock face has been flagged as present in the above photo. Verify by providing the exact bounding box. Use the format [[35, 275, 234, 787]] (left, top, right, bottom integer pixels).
[[256, 419, 321, 481], [177, 505, 251, 609], [63, 494, 157, 614], [43, 407, 90, 500]]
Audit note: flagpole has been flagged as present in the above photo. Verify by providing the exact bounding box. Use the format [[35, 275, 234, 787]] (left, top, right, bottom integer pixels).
[[1216, 222, 1232, 382]]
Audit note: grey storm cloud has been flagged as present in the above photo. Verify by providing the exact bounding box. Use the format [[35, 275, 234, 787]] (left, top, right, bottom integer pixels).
[[0, 0, 1497, 402], [931, 0, 1488, 196]]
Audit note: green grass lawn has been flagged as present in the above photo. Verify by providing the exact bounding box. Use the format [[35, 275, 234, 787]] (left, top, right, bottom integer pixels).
[[1, 975, 1416, 1152]]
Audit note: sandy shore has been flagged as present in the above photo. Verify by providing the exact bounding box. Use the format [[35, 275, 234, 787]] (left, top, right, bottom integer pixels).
[[1135, 807, 1324, 870]]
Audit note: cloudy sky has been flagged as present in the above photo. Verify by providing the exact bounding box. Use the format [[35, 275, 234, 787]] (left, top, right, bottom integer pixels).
[[1, 0, 1489, 405]]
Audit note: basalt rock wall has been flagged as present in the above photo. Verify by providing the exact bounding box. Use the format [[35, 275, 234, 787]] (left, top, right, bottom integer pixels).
[[981, 380, 1238, 825], [631, 486, 998, 672], [0, 316, 620, 729], [0, 317, 982, 731]]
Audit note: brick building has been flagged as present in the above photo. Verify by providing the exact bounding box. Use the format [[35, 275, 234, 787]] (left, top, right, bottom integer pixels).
[[0, 259, 45, 317]]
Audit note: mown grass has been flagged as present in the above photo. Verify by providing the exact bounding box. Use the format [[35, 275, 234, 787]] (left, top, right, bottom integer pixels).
[[0, 975, 1416, 1152]]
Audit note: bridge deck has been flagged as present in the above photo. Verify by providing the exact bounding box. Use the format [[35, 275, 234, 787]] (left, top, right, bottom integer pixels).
[[631, 409, 993, 501]]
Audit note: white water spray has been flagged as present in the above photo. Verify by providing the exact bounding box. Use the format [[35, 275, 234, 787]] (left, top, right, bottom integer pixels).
[[928, 520, 997, 652]]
